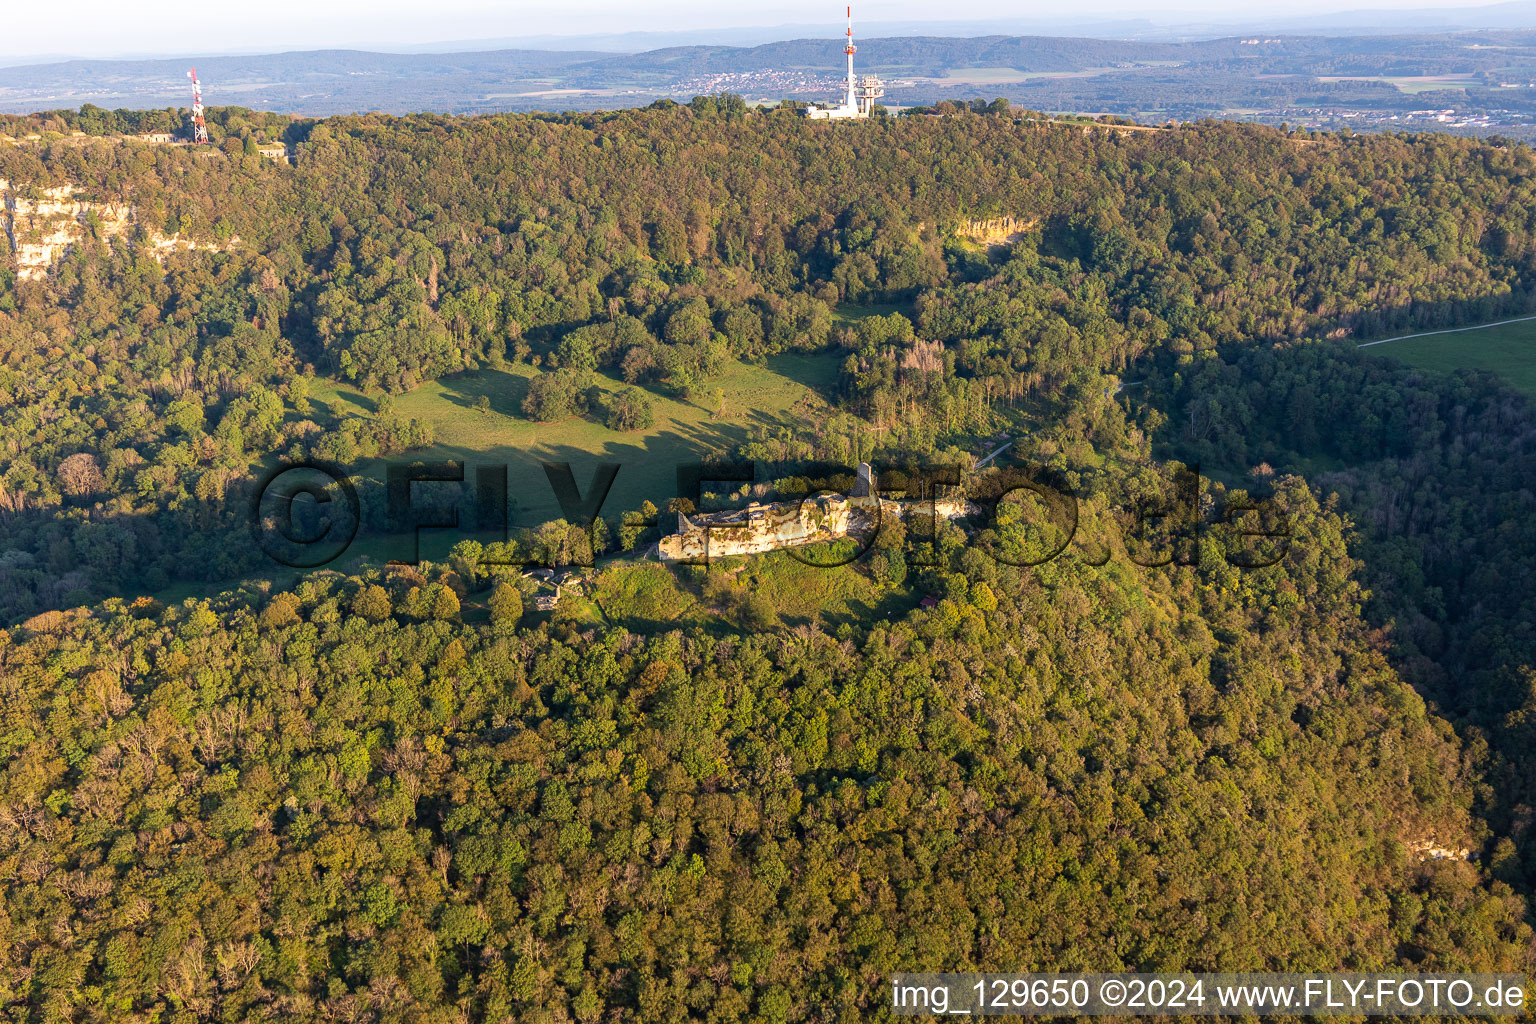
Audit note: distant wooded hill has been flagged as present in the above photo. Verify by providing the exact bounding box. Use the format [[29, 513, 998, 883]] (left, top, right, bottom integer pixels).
[[6, 30, 1536, 124]]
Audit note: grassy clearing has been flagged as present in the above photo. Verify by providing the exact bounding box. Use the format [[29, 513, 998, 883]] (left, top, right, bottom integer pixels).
[[717, 550, 914, 628], [1315, 74, 1478, 94], [1361, 318, 1536, 398], [832, 301, 909, 326], [928, 68, 1111, 85], [150, 355, 840, 602], [592, 562, 701, 630], [590, 549, 915, 633], [937, 67, 1035, 84], [311, 353, 840, 530], [549, 591, 608, 627], [1384, 75, 1479, 94]]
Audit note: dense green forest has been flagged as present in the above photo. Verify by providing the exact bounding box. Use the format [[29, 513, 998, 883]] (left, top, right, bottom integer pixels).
[[3, 103, 1536, 1020], [4, 105, 1536, 618], [2, 486, 1531, 1022]]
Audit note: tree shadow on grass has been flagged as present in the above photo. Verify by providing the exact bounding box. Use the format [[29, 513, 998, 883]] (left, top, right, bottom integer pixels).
[[761, 352, 843, 398], [432, 368, 533, 416]]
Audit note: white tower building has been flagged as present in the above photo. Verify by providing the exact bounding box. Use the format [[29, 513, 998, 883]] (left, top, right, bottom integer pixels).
[[843, 4, 857, 110], [806, 5, 882, 119]]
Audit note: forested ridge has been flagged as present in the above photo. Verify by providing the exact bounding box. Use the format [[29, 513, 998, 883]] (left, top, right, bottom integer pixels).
[[2, 103, 1536, 1020], [5, 106, 1536, 617], [1, 482, 1531, 1022]]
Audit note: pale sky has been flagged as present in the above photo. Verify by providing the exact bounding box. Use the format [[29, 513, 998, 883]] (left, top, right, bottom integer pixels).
[[5, 0, 1524, 60]]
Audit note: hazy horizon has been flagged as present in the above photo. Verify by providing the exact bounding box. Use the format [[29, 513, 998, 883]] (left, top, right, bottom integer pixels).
[[5, 0, 1534, 63]]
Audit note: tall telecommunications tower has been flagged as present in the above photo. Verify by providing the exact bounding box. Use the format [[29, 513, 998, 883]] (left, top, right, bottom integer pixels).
[[843, 5, 857, 110], [805, 2, 881, 118], [187, 68, 209, 144]]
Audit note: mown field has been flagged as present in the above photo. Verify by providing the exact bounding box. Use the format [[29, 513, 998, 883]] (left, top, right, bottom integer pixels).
[[153, 354, 844, 604], [307, 353, 841, 560], [1360, 317, 1536, 398]]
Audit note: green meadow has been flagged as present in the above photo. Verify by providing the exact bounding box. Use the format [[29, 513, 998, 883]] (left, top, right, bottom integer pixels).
[[830, 301, 908, 326], [1360, 317, 1536, 398], [589, 551, 915, 632], [310, 355, 839, 510], [303, 353, 840, 564]]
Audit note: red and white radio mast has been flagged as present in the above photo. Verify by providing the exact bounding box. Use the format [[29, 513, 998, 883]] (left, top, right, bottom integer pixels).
[[187, 68, 209, 144], [843, 5, 857, 110]]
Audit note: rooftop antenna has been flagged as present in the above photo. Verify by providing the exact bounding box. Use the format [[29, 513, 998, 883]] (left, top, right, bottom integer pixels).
[[844, 5, 857, 110], [187, 68, 209, 144]]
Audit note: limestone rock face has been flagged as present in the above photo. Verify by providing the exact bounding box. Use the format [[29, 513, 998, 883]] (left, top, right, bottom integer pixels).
[[957, 216, 1037, 247], [1406, 836, 1474, 863], [1, 179, 234, 281]]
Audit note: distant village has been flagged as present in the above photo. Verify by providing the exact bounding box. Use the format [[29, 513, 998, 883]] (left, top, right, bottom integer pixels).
[[1267, 105, 1536, 135]]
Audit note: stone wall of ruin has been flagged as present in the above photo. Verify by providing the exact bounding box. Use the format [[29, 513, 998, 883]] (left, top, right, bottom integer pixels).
[[658, 494, 976, 563], [660, 497, 851, 562]]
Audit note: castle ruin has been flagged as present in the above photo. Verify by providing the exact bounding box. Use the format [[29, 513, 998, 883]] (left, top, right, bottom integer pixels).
[[658, 462, 975, 563]]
